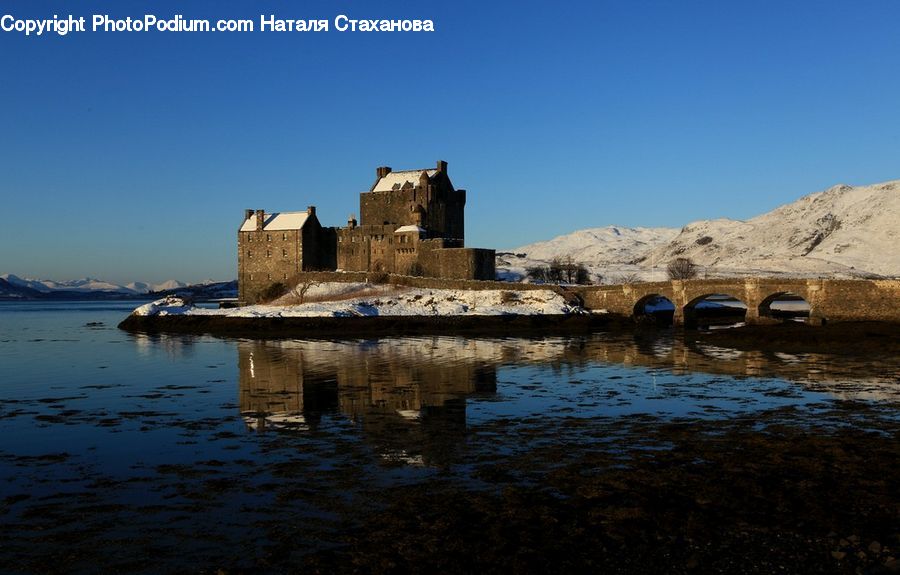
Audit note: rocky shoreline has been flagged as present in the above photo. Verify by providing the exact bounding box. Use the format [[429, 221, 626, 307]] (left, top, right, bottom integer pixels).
[[118, 312, 611, 338], [119, 312, 900, 351]]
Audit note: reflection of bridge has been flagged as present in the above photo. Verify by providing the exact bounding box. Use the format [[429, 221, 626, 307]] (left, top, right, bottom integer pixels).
[[236, 334, 900, 427], [574, 278, 900, 326]]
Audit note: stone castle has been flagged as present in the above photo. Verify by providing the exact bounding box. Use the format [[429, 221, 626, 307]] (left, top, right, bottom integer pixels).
[[238, 160, 495, 303]]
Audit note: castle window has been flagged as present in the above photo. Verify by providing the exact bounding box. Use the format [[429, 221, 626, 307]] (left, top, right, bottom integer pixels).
[[282, 248, 288, 257], [249, 274, 253, 280], [248, 234, 253, 242], [266, 249, 271, 257], [283, 273, 288, 279], [282, 233, 287, 241], [247, 250, 252, 258], [266, 234, 271, 242], [267, 273, 271, 280]]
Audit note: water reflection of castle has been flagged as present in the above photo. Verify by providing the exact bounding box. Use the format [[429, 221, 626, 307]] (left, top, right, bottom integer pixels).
[[238, 338, 498, 466], [237, 335, 900, 465]]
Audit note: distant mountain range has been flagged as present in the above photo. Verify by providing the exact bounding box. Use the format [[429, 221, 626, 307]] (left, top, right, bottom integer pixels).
[[498, 179, 900, 282], [0, 274, 236, 300]]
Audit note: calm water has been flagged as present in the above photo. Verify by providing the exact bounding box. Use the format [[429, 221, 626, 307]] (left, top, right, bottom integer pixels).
[[2, 300, 900, 573]]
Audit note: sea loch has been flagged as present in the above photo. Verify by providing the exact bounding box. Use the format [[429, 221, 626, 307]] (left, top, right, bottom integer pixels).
[[3, 300, 900, 572]]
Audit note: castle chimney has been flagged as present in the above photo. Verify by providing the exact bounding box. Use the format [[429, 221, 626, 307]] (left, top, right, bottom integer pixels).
[[376, 166, 392, 179], [436, 160, 447, 173], [307, 205, 316, 217], [255, 209, 265, 231], [244, 209, 253, 221]]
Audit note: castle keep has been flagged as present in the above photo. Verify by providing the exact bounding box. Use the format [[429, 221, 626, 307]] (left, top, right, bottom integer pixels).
[[238, 161, 495, 303]]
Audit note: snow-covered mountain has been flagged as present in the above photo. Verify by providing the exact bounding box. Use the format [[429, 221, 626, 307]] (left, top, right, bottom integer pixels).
[[642, 180, 900, 277], [0, 277, 44, 299], [0, 274, 237, 300], [125, 280, 188, 293], [509, 227, 679, 264], [500, 179, 900, 282], [2, 274, 196, 295], [498, 227, 679, 283]]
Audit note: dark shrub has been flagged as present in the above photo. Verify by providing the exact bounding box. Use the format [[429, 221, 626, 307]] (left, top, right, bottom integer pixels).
[[258, 282, 288, 303], [667, 258, 698, 280]]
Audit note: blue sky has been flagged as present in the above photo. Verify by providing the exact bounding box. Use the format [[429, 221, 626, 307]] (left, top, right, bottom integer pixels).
[[2, 0, 899, 283]]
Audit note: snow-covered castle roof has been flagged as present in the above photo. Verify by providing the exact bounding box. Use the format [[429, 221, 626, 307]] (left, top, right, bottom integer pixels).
[[372, 169, 438, 193], [239, 211, 310, 232]]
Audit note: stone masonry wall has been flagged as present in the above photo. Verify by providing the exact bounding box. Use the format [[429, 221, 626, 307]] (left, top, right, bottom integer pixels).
[[433, 248, 496, 281], [572, 278, 900, 325], [238, 218, 335, 304], [359, 175, 464, 239], [275, 271, 556, 293], [238, 228, 303, 303]]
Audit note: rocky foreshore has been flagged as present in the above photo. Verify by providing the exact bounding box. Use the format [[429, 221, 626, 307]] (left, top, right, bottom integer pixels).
[[118, 312, 611, 338]]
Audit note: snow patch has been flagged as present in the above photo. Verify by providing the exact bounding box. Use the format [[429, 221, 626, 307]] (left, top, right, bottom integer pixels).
[[133, 296, 194, 316]]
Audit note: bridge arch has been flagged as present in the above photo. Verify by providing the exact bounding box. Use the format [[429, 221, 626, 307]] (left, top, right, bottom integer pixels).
[[683, 292, 748, 329], [758, 291, 811, 323], [633, 294, 675, 326]]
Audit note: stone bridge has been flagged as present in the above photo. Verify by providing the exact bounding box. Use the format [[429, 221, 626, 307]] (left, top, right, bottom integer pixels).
[[572, 278, 900, 326]]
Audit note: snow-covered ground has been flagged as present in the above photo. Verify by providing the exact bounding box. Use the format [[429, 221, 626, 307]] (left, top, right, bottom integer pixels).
[[133, 283, 584, 318], [499, 179, 900, 281]]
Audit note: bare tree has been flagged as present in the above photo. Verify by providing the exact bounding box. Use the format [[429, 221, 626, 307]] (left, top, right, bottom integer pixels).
[[526, 266, 548, 282], [292, 279, 320, 304], [547, 257, 564, 283], [610, 272, 641, 285], [667, 257, 698, 280], [574, 265, 592, 285], [527, 257, 592, 285]]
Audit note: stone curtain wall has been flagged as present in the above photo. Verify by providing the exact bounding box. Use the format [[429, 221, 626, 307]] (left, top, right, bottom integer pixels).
[[273, 271, 557, 293], [335, 230, 492, 280], [431, 248, 496, 281]]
